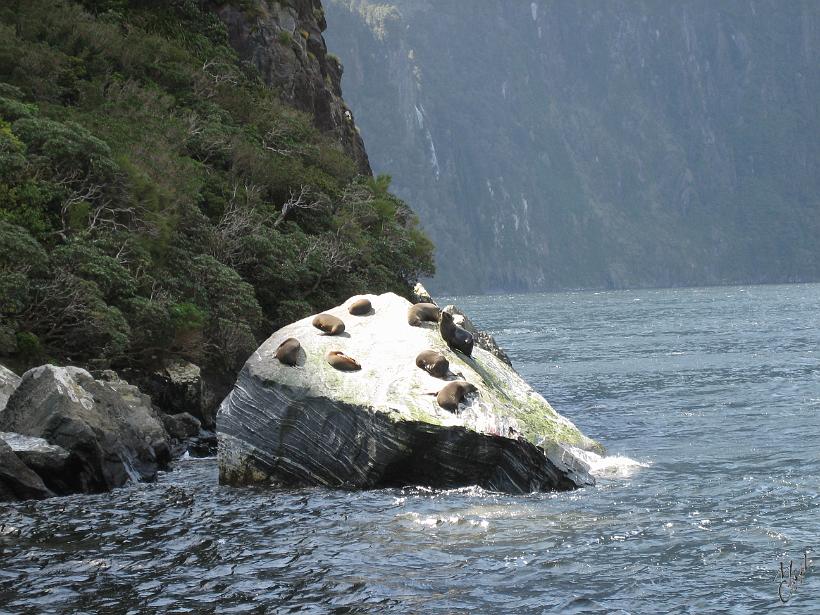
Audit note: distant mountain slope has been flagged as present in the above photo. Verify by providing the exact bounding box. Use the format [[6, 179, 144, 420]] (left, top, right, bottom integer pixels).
[[325, 0, 820, 293]]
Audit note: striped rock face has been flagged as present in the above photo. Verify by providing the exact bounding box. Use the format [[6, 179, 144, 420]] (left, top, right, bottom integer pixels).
[[217, 293, 602, 494]]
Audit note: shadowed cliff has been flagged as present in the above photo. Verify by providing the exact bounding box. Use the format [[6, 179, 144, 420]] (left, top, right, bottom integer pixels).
[[325, 0, 820, 293]]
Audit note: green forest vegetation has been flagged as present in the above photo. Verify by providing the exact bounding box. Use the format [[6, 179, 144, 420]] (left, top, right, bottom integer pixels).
[[0, 0, 434, 378]]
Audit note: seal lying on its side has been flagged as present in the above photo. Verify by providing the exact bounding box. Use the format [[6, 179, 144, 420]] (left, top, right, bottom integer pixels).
[[439, 311, 474, 356], [348, 298, 372, 316], [312, 314, 345, 335], [275, 338, 302, 366], [325, 350, 361, 371], [408, 303, 440, 326], [415, 350, 449, 378], [436, 381, 478, 411]]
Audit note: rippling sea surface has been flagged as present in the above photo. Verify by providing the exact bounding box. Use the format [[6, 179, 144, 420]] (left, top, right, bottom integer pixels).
[[2, 284, 818, 613]]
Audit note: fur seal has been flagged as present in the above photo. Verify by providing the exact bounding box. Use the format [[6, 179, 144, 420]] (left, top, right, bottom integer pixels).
[[348, 298, 372, 316], [325, 350, 361, 371], [312, 313, 345, 335], [415, 350, 449, 378], [275, 338, 301, 366], [439, 311, 474, 356], [408, 302, 440, 326], [436, 381, 478, 411]]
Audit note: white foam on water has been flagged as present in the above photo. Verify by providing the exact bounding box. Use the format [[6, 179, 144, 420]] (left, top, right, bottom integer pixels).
[[179, 451, 217, 461], [568, 446, 650, 479], [399, 484, 490, 498], [397, 512, 490, 530]]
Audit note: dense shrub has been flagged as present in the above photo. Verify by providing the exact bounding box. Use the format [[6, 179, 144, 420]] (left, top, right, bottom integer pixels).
[[0, 0, 434, 378]]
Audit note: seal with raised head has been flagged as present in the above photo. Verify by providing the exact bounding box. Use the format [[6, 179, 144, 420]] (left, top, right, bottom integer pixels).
[[408, 302, 440, 326], [348, 298, 372, 316], [275, 338, 301, 366], [439, 311, 474, 356], [312, 313, 345, 335], [325, 350, 361, 371], [415, 350, 449, 378], [436, 381, 477, 411]]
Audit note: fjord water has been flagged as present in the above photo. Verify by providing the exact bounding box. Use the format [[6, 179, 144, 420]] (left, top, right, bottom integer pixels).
[[1, 285, 818, 613]]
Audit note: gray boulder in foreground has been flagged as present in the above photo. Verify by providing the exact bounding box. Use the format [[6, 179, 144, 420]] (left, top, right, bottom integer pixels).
[[0, 364, 20, 412], [0, 432, 73, 495], [218, 292, 602, 494], [0, 438, 53, 501], [0, 366, 171, 495]]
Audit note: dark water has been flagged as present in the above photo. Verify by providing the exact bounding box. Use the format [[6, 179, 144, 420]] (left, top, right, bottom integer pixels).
[[2, 284, 818, 613]]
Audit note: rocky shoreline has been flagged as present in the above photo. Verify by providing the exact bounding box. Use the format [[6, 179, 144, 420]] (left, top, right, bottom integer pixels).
[[0, 365, 216, 502], [1, 290, 602, 500], [218, 291, 602, 494]]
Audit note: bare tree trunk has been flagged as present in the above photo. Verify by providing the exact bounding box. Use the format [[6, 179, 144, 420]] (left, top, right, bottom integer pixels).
[[273, 186, 325, 228]]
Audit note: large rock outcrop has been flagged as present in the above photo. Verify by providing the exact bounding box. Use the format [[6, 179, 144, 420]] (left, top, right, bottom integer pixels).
[[218, 292, 601, 494], [0, 366, 171, 494]]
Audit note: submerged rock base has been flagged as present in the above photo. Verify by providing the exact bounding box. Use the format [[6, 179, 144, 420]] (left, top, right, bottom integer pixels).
[[220, 376, 584, 494]]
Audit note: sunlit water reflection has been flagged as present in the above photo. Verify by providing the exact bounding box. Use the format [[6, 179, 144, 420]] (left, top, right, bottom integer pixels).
[[1, 284, 818, 613]]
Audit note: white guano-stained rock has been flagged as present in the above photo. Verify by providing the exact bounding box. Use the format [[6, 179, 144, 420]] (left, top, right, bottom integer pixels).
[[218, 292, 602, 493]]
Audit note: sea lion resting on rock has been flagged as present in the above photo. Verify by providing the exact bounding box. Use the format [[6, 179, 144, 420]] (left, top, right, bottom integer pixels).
[[275, 338, 301, 366], [415, 350, 449, 378], [312, 313, 345, 335], [439, 311, 474, 356], [408, 303, 440, 326], [326, 350, 361, 371], [348, 298, 372, 316], [436, 381, 478, 411]]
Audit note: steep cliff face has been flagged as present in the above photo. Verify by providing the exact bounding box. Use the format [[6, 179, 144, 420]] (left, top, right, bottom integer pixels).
[[325, 1, 820, 293], [218, 0, 371, 174]]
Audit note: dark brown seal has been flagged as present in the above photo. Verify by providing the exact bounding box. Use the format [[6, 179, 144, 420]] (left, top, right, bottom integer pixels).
[[439, 311, 474, 356], [436, 381, 478, 411], [312, 313, 345, 335], [408, 303, 440, 326], [275, 338, 301, 366], [415, 350, 449, 378], [348, 298, 372, 316], [325, 350, 361, 371]]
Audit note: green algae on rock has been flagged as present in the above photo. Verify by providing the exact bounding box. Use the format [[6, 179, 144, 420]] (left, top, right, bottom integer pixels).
[[217, 293, 602, 493]]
